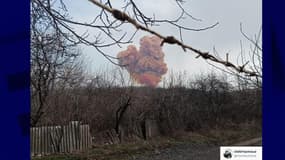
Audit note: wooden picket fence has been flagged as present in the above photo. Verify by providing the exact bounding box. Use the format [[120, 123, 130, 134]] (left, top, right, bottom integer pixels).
[[31, 121, 92, 156]]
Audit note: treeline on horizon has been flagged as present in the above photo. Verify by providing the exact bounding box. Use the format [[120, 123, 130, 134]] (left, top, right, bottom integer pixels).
[[32, 69, 261, 139]]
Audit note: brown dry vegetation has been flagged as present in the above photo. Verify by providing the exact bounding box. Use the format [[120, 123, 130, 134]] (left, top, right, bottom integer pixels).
[[33, 69, 261, 144]]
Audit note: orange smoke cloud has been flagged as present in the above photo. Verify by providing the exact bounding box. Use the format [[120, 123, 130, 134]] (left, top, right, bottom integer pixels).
[[117, 36, 168, 87]]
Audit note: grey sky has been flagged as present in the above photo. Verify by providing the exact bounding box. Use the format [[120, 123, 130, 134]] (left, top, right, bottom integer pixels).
[[64, 0, 262, 81]]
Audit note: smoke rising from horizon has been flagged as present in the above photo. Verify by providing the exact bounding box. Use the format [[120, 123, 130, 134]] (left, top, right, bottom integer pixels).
[[117, 36, 168, 87]]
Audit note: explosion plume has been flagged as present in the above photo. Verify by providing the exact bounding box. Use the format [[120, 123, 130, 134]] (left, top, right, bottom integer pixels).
[[117, 36, 168, 87]]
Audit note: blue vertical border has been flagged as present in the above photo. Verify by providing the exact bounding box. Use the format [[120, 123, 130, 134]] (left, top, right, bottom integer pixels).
[[263, 0, 285, 159], [0, 0, 30, 160]]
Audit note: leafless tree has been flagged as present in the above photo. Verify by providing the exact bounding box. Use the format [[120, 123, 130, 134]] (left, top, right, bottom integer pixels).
[[31, 1, 83, 126]]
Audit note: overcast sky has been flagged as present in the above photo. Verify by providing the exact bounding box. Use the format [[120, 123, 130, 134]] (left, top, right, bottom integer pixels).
[[63, 0, 262, 81]]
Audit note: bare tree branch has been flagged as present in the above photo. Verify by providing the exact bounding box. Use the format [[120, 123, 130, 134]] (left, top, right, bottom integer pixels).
[[88, 0, 260, 78]]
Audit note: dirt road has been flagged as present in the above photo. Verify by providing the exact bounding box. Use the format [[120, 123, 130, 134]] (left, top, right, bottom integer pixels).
[[131, 138, 262, 160]]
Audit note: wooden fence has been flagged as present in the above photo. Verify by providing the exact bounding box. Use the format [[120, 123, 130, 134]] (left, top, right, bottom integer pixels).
[[31, 121, 92, 156]]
